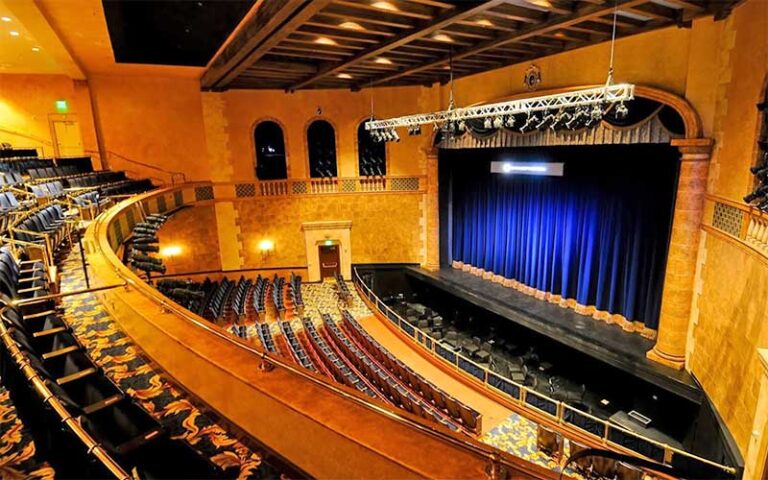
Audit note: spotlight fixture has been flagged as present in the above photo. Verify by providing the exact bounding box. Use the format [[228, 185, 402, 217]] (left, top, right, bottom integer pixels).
[[484, 117, 492, 129], [565, 108, 586, 129], [590, 104, 603, 120], [536, 111, 555, 129], [407, 125, 421, 136], [492, 116, 503, 129], [520, 114, 539, 133], [457, 120, 466, 132], [391, 129, 400, 142], [550, 110, 571, 130], [614, 102, 629, 119], [503, 116, 515, 128], [744, 185, 768, 203]]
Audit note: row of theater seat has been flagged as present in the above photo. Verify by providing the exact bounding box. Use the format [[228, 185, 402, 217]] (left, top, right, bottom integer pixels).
[[232, 276, 252, 318], [279, 321, 315, 371], [0, 248, 222, 478], [252, 275, 270, 316], [341, 311, 482, 434], [335, 272, 352, 304], [272, 275, 286, 314], [27, 165, 85, 180], [11, 204, 74, 261], [206, 278, 234, 320], [288, 273, 304, 313], [0, 171, 25, 187], [301, 318, 379, 399], [256, 323, 278, 354]]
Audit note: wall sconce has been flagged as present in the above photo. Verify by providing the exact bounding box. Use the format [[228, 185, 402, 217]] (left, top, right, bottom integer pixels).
[[258, 239, 275, 261], [160, 245, 182, 258]]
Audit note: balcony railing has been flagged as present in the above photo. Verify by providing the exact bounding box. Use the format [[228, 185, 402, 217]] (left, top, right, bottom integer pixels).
[[232, 175, 424, 199], [707, 195, 768, 259], [352, 268, 737, 478]]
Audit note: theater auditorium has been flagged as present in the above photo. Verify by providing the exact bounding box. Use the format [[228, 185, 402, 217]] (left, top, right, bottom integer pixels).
[[0, 0, 766, 478]]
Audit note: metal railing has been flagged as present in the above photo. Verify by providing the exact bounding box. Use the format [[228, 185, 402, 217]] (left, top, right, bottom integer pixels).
[[0, 304, 131, 479], [85, 185, 549, 478], [244, 175, 424, 198], [352, 268, 738, 477]]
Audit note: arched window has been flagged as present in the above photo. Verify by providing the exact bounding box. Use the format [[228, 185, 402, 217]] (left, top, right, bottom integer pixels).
[[254, 121, 287, 180], [357, 120, 386, 176], [307, 119, 337, 178]]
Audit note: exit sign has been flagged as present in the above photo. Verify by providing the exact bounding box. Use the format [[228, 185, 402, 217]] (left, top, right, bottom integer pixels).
[[55, 99, 68, 113]]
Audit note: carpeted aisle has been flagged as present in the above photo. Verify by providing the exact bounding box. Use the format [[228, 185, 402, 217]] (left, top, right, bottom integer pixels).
[[58, 249, 280, 479], [0, 386, 55, 480]]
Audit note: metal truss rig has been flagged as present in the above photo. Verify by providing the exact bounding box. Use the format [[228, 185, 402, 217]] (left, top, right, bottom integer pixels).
[[365, 83, 635, 131]]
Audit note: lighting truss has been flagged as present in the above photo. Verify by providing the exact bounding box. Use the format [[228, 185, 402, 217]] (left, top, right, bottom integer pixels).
[[365, 83, 635, 132]]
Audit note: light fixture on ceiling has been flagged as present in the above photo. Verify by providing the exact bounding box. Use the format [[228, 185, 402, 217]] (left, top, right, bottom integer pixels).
[[315, 36, 337, 45], [474, 18, 493, 27], [1, 16, 11, 22], [374, 57, 393, 65], [525, 0, 554, 9], [9, 30, 19, 37], [337, 73, 353, 79], [364, 0, 633, 138], [339, 21, 364, 30], [431, 32, 453, 43], [372, 1, 399, 12]]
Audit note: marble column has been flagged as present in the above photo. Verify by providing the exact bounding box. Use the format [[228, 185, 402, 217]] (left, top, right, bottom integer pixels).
[[647, 138, 713, 370], [424, 151, 440, 271]]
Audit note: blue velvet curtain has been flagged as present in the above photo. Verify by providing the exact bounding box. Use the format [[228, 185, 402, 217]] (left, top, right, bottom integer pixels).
[[448, 146, 679, 329]]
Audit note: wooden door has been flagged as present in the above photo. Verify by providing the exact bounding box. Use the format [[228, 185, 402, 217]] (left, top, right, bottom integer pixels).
[[318, 244, 340, 279]]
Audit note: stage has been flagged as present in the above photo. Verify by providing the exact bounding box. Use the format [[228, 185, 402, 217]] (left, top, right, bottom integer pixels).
[[405, 266, 702, 403]]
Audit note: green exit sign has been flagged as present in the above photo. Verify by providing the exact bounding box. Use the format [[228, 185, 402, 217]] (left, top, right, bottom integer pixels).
[[55, 99, 68, 113], [324, 239, 333, 246]]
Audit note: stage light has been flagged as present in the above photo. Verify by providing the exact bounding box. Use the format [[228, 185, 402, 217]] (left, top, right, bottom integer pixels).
[[590, 104, 603, 120], [614, 102, 629, 119], [520, 114, 538, 132], [457, 120, 466, 132], [391, 129, 400, 142], [484, 117, 492, 129], [565, 109, 585, 129], [503, 116, 515, 128], [750, 161, 768, 176], [492, 116, 503, 129], [744, 185, 768, 203], [492, 161, 564, 176], [550, 110, 571, 130], [536, 112, 554, 129]]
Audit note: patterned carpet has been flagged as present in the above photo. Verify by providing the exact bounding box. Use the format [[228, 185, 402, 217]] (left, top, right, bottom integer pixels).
[[481, 412, 583, 478], [58, 250, 281, 479], [0, 386, 55, 480]]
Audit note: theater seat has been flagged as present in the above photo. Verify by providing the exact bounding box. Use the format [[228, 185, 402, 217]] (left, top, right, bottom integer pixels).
[[536, 425, 563, 458]]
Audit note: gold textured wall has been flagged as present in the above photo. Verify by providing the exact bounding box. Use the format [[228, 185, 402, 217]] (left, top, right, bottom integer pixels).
[[692, 232, 768, 451], [230, 193, 424, 269], [155, 204, 222, 275]]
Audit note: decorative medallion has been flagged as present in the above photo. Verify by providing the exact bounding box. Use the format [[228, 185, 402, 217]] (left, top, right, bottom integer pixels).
[[523, 64, 542, 91]]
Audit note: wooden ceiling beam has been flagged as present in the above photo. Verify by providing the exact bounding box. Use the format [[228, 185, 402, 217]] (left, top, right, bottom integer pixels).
[[288, 0, 506, 90], [202, 0, 332, 90], [304, 18, 398, 36], [332, 0, 440, 20], [297, 24, 383, 43], [362, 0, 647, 88], [320, 4, 419, 29]]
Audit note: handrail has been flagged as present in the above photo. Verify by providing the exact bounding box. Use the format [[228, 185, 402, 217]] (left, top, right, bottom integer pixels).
[[352, 267, 738, 476], [0, 305, 131, 479], [85, 185, 546, 477], [84, 149, 187, 185]]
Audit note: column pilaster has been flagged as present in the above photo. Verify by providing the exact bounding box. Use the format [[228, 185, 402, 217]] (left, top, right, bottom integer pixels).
[[424, 151, 440, 271], [647, 138, 713, 370]]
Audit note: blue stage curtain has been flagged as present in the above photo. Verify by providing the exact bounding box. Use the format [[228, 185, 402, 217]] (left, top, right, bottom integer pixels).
[[449, 146, 678, 329]]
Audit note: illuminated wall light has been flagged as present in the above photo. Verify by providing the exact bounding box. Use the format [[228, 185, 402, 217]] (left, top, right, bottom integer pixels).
[[324, 239, 334, 246], [1, 16, 11, 22], [337, 73, 353, 79], [491, 161, 564, 177], [339, 21, 364, 30], [315, 36, 337, 45], [431, 32, 453, 43], [372, 1, 398, 12], [258, 239, 275, 252], [160, 246, 182, 257], [374, 57, 392, 65], [31, 46, 41, 52], [9, 31, 19, 37]]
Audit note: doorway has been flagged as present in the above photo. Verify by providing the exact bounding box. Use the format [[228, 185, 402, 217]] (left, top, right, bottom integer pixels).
[[50, 118, 83, 157], [318, 244, 340, 279]]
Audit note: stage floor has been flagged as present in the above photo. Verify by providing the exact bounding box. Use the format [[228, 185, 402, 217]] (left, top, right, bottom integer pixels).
[[406, 267, 701, 402]]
